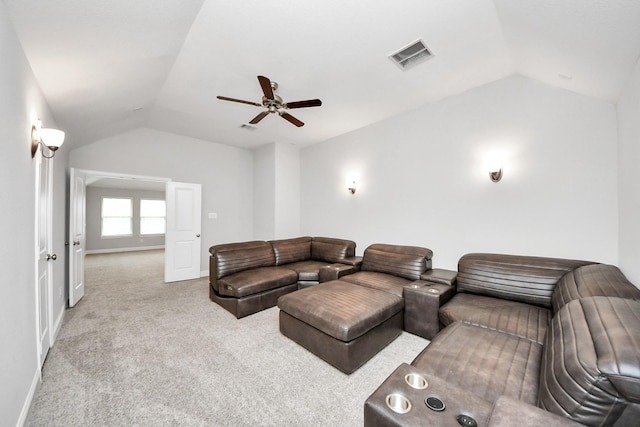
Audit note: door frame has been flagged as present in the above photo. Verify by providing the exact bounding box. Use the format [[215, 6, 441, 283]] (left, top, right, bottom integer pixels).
[[34, 150, 53, 368], [68, 169, 171, 306]]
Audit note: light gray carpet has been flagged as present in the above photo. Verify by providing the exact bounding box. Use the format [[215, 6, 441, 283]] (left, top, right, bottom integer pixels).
[[26, 250, 429, 426]]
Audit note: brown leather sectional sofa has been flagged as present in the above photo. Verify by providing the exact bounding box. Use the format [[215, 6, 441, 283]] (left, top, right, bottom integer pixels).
[[365, 253, 640, 427], [208, 236, 359, 318], [208, 238, 640, 425]]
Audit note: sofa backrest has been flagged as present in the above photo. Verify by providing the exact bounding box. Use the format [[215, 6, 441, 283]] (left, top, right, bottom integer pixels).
[[538, 296, 640, 426], [550, 264, 640, 313], [456, 253, 593, 308], [311, 237, 356, 263], [270, 236, 312, 266], [361, 244, 432, 281], [210, 240, 275, 279]]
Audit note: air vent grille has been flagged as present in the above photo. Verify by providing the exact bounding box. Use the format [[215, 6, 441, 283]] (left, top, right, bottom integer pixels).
[[240, 123, 257, 131], [389, 39, 433, 70]]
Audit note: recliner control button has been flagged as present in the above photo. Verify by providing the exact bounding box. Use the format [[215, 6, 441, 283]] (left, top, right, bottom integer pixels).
[[456, 414, 477, 427]]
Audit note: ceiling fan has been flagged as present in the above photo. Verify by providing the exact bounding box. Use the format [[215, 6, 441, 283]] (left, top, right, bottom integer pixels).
[[217, 75, 322, 127]]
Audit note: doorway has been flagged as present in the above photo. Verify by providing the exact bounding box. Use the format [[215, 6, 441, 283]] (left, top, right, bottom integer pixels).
[[69, 169, 169, 306], [68, 169, 203, 307]]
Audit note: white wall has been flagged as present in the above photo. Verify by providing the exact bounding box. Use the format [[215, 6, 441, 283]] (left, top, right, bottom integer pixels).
[[301, 75, 619, 270], [253, 144, 276, 240], [69, 128, 254, 271], [617, 58, 640, 286], [274, 143, 301, 238], [253, 142, 301, 240], [0, 4, 67, 424]]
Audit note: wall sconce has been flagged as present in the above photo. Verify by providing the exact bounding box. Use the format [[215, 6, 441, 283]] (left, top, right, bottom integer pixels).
[[347, 181, 356, 194], [489, 167, 503, 183], [31, 121, 65, 159], [485, 156, 504, 183], [345, 173, 359, 194]]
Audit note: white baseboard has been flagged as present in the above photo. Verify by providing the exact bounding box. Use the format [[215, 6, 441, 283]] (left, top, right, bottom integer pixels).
[[85, 245, 165, 255], [200, 270, 208, 278], [53, 306, 65, 342], [18, 307, 64, 427], [17, 369, 40, 427]]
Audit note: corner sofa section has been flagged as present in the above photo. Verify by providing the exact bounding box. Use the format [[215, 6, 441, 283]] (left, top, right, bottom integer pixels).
[[209, 236, 358, 318], [365, 253, 640, 427]]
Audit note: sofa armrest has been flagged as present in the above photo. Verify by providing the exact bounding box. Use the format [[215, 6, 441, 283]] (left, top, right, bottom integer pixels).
[[318, 263, 360, 283], [420, 268, 457, 285], [403, 281, 456, 340], [341, 256, 363, 267], [487, 396, 582, 427]]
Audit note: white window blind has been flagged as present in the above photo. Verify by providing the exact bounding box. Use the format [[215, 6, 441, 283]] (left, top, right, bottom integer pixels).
[[101, 197, 133, 237], [140, 199, 166, 235]]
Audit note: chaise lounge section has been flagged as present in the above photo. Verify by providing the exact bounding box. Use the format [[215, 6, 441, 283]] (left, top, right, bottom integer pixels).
[[278, 243, 433, 374], [209, 236, 358, 318]]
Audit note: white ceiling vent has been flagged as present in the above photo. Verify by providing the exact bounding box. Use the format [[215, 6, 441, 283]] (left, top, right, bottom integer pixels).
[[389, 39, 433, 71], [240, 123, 257, 131]]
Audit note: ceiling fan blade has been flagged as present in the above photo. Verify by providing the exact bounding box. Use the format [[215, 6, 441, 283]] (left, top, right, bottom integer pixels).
[[285, 99, 322, 109], [257, 75, 274, 100], [249, 111, 270, 124], [217, 96, 262, 107], [280, 112, 304, 127]]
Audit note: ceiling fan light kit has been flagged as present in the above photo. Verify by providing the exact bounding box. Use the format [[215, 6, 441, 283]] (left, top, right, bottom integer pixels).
[[217, 76, 322, 127]]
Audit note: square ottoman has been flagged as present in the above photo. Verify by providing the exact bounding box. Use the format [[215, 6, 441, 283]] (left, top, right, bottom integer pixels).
[[277, 280, 404, 374]]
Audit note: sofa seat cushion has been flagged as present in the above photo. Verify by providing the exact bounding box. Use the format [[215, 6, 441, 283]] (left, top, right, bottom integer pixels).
[[218, 267, 298, 298], [539, 296, 640, 426], [277, 280, 403, 342], [439, 293, 551, 344], [341, 271, 412, 298], [550, 264, 640, 313], [412, 321, 543, 406], [282, 260, 331, 282]]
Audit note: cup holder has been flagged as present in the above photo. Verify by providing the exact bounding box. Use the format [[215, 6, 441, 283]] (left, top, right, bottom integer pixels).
[[427, 288, 440, 294], [386, 393, 412, 414], [405, 373, 428, 389]]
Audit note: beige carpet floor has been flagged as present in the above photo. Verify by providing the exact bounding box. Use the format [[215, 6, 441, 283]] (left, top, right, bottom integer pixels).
[[26, 250, 429, 426]]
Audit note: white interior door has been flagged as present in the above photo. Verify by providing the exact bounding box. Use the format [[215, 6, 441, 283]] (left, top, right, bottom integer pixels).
[[165, 182, 202, 282], [68, 168, 86, 306], [35, 153, 53, 367]]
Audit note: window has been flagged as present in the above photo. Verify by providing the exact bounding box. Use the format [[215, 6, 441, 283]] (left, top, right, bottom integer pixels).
[[102, 197, 133, 237], [140, 199, 166, 235]]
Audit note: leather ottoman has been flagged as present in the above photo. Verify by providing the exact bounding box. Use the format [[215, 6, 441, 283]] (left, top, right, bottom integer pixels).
[[277, 280, 404, 374]]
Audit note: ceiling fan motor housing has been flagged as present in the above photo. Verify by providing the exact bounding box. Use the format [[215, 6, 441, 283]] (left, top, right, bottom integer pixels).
[[263, 94, 284, 110]]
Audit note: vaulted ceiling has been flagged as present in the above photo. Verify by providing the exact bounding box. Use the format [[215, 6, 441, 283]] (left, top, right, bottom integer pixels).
[[5, 0, 640, 151]]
